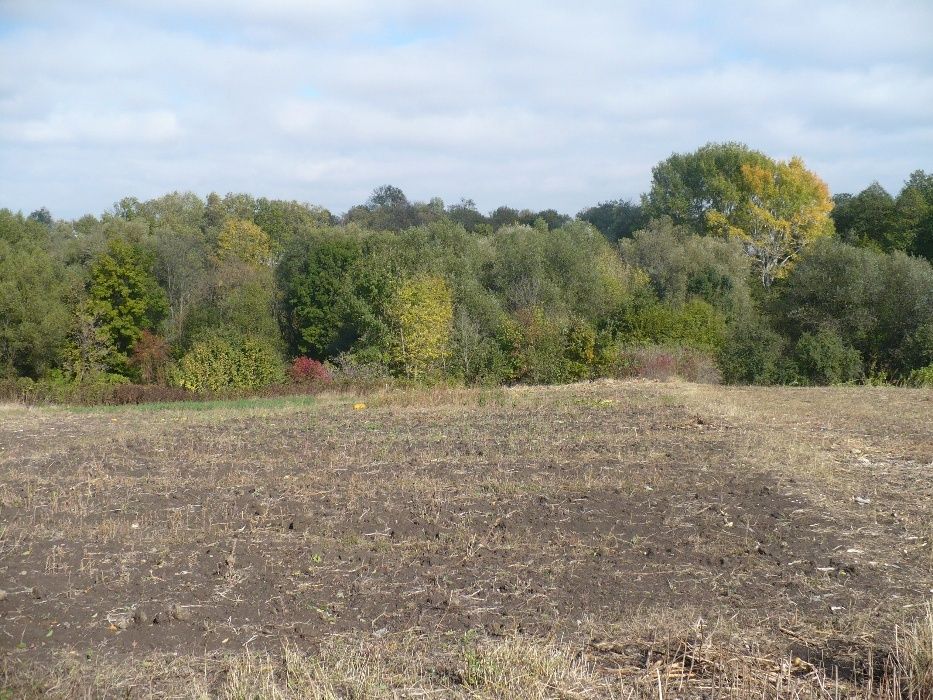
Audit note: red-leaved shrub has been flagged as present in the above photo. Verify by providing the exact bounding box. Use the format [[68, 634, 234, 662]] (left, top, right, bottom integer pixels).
[[288, 357, 332, 385]]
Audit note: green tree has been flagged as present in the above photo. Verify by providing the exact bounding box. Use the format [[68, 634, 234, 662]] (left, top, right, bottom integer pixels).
[[0, 235, 74, 378], [831, 182, 899, 250], [794, 328, 862, 385], [578, 199, 647, 243], [85, 239, 168, 369], [277, 230, 364, 358], [897, 170, 933, 261], [644, 142, 772, 233], [620, 216, 752, 316], [774, 238, 933, 376]]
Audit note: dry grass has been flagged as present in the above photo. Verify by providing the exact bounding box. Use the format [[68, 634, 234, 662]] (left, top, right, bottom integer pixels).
[[0, 379, 931, 698]]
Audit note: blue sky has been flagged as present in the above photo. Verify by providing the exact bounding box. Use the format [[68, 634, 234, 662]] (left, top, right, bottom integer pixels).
[[1, 0, 932, 219]]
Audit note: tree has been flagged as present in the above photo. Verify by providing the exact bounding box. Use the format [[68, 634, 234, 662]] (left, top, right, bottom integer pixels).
[[276, 230, 363, 358], [644, 142, 772, 233], [706, 157, 833, 286], [0, 237, 74, 378], [831, 182, 898, 250], [215, 217, 272, 267], [619, 216, 752, 316], [578, 199, 647, 243], [27, 207, 53, 227], [774, 238, 933, 376], [63, 311, 114, 382], [85, 239, 168, 368], [897, 170, 933, 261], [345, 185, 418, 231], [385, 275, 453, 379], [150, 225, 210, 345], [446, 198, 488, 232]]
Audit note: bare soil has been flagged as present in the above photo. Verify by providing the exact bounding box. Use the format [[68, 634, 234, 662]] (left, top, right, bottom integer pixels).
[[0, 381, 930, 697]]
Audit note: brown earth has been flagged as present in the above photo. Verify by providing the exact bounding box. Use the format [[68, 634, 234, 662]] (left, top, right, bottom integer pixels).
[[0, 380, 930, 698]]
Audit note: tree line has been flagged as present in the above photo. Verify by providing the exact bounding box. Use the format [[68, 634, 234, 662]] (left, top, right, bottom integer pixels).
[[2, 142, 932, 399]]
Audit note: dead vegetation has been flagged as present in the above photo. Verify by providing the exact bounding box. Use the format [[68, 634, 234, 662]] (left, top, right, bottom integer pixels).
[[0, 379, 931, 698]]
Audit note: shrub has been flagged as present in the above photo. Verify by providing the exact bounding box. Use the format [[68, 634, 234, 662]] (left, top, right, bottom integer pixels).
[[608, 297, 726, 353], [909, 363, 933, 387], [288, 356, 333, 385], [327, 352, 394, 391], [718, 315, 795, 385], [794, 328, 863, 385], [170, 335, 285, 393], [129, 331, 171, 384], [612, 346, 721, 383]]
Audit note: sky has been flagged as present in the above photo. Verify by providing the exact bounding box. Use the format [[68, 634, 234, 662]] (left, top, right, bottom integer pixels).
[[1, 0, 932, 220]]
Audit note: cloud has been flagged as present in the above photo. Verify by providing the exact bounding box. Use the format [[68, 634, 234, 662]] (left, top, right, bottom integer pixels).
[[0, 0, 931, 217], [4, 110, 181, 144]]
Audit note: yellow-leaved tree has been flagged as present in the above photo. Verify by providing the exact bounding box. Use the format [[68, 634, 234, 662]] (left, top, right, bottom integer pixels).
[[216, 218, 272, 267], [386, 275, 454, 379], [707, 157, 833, 286]]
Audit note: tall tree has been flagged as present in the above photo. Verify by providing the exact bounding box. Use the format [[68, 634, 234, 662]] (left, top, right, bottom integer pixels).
[[385, 275, 453, 379], [644, 142, 772, 234], [85, 239, 167, 368], [706, 157, 833, 286]]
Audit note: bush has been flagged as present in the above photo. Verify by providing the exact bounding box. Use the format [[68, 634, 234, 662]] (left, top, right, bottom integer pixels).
[[718, 315, 796, 385], [909, 363, 933, 387], [288, 356, 333, 385], [171, 335, 285, 393], [794, 328, 863, 385], [611, 346, 721, 383], [129, 331, 171, 384], [327, 352, 394, 391], [495, 310, 605, 385], [608, 297, 726, 353]]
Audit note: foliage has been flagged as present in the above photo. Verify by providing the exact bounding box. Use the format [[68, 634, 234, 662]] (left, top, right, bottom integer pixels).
[[578, 198, 648, 242], [288, 356, 332, 385], [833, 171, 933, 261], [908, 363, 933, 387], [0, 229, 74, 378], [277, 229, 364, 358], [129, 331, 171, 384], [606, 296, 727, 353], [494, 310, 611, 385], [717, 314, 794, 385], [180, 261, 279, 352], [84, 238, 168, 369], [6, 146, 933, 396], [170, 334, 285, 393], [793, 329, 863, 385], [774, 238, 933, 377], [644, 142, 773, 233], [63, 311, 115, 382], [706, 156, 833, 286], [385, 275, 454, 379], [215, 217, 272, 267], [620, 216, 752, 316]]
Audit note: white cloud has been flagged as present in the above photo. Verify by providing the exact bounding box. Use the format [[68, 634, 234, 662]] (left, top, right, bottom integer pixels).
[[0, 0, 931, 217], [4, 110, 181, 144]]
